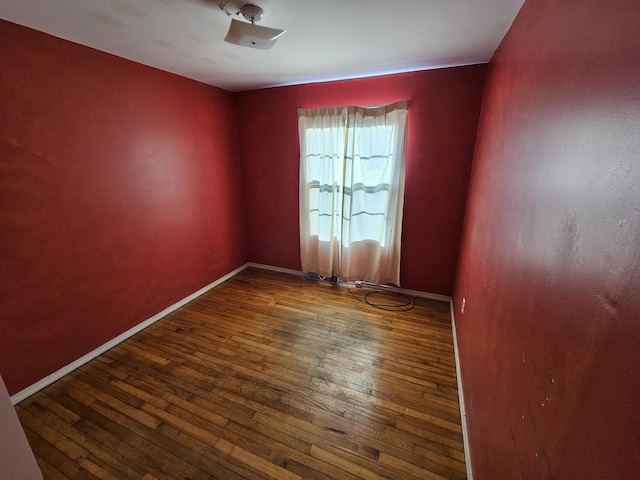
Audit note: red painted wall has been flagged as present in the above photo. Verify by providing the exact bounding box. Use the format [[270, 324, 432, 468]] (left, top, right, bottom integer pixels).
[[236, 67, 486, 294], [0, 20, 247, 395], [454, 0, 640, 478]]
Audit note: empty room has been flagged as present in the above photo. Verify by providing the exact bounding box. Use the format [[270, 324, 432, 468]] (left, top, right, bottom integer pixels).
[[1, 0, 639, 479]]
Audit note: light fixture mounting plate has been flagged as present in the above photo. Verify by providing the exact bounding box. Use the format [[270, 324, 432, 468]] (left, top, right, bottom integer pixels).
[[240, 4, 264, 24]]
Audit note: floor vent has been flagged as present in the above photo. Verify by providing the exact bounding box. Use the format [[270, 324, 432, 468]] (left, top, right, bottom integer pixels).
[[305, 272, 339, 284]]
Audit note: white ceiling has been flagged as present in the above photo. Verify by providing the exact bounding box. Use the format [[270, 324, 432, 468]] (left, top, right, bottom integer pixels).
[[0, 0, 525, 92]]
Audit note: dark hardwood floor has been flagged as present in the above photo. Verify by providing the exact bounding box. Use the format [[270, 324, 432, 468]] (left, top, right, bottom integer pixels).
[[16, 267, 467, 479]]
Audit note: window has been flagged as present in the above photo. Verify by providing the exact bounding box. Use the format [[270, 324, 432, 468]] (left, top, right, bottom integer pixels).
[[298, 101, 409, 285]]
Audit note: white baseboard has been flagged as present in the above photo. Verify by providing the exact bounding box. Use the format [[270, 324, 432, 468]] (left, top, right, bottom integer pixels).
[[248, 263, 452, 303], [10, 263, 249, 405], [246, 262, 306, 277], [339, 280, 452, 303], [450, 302, 473, 480], [10, 261, 456, 407]]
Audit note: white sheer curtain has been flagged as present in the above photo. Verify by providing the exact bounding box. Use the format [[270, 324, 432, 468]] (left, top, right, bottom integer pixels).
[[298, 100, 409, 285]]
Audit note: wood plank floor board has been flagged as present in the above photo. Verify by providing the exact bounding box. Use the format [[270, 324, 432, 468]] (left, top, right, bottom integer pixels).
[[95, 355, 259, 427], [17, 267, 467, 479], [151, 316, 457, 420], [19, 395, 145, 480], [19, 421, 93, 480]]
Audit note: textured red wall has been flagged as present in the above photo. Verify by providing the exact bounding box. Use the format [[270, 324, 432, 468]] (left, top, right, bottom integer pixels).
[[0, 20, 247, 395], [236, 67, 486, 294], [454, 0, 640, 478]]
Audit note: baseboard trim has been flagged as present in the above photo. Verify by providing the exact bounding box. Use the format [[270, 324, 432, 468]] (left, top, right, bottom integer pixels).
[[340, 280, 452, 303], [450, 302, 473, 480], [10, 262, 455, 405], [246, 262, 306, 277], [10, 263, 248, 405], [247, 263, 452, 302]]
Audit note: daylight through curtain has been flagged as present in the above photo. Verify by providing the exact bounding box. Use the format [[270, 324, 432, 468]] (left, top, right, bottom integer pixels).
[[298, 100, 408, 285]]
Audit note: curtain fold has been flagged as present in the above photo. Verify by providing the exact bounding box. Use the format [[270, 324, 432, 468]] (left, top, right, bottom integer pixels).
[[299, 100, 408, 285]]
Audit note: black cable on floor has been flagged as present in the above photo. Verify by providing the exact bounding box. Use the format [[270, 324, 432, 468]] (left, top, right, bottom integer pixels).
[[345, 281, 416, 312]]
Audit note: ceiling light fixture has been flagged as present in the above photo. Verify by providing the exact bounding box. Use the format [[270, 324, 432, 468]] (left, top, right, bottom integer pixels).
[[221, 3, 286, 50]]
